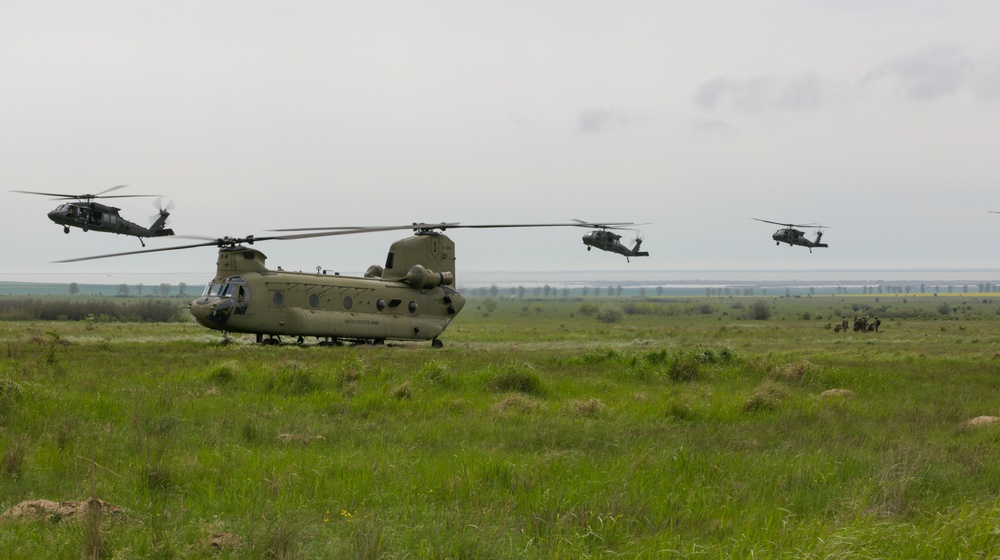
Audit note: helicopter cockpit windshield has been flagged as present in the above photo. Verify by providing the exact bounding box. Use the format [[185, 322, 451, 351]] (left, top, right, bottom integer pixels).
[[202, 277, 248, 299], [201, 277, 250, 315]]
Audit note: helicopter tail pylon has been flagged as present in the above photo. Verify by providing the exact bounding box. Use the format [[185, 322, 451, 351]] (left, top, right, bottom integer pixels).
[[149, 198, 175, 237], [630, 238, 649, 257]]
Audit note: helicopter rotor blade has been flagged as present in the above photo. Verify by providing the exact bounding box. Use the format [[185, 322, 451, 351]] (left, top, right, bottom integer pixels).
[[95, 185, 129, 196], [11, 187, 162, 201], [271, 221, 640, 233], [753, 218, 829, 229], [570, 219, 646, 230], [54, 226, 425, 263], [54, 240, 234, 263]]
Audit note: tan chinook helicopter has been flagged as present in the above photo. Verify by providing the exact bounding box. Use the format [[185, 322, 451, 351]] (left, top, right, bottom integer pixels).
[[59, 220, 638, 347]]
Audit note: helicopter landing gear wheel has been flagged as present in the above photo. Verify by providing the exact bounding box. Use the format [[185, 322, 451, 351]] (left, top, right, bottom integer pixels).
[[431, 338, 443, 349], [297, 336, 304, 345], [63, 226, 70, 234], [587, 246, 591, 251]]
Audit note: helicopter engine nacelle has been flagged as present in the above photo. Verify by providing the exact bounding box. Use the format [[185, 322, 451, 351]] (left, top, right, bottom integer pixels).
[[403, 265, 454, 289], [365, 264, 384, 278]]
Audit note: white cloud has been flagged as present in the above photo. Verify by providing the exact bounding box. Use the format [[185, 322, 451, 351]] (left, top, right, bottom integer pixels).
[[861, 45, 975, 101], [694, 72, 832, 113], [576, 108, 651, 134]]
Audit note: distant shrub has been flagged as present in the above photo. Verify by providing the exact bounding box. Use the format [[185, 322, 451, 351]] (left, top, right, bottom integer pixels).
[[577, 302, 599, 315], [622, 302, 677, 316], [745, 300, 772, 320], [583, 349, 620, 364], [0, 298, 182, 322], [596, 307, 623, 323]]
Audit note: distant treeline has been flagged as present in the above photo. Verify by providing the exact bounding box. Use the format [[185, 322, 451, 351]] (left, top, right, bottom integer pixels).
[[0, 298, 184, 322]]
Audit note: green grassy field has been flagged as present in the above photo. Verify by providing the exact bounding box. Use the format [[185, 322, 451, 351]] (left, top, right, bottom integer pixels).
[[3, 294, 1000, 558]]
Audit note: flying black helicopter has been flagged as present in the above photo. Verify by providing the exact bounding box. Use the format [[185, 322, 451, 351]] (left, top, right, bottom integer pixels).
[[576, 221, 649, 262], [57, 220, 636, 348], [12, 185, 175, 246], [753, 218, 829, 253]]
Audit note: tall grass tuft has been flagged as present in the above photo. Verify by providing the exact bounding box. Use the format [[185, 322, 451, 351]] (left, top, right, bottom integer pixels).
[[744, 380, 788, 412], [264, 362, 323, 395], [259, 519, 300, 559], [419, 359, 460, 389], [0, 376, 24, 421], [205, 360, 238, 384], [349, 517, 388, 560], [483, 360, 546, 396], [82, 497, 106, 560], [568, 398, 606, 418], [2, 435, 28, 478]]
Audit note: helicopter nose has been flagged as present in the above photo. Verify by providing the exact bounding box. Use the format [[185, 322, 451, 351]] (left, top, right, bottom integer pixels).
[[190, 297, 235, 327], [47, 209, 63, 223]]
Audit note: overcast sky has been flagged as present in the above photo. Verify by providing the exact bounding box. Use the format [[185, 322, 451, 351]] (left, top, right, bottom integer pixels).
[[3, 0, 1000, 286]]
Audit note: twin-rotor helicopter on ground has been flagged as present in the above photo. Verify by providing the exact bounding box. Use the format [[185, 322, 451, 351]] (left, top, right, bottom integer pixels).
[[14, 185, 658, 347], [14, 185, 831, 347]]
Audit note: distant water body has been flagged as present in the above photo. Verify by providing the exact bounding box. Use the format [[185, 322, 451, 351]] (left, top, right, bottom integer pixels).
[[459, 268, 1000, 289], [5, 269, 1000, 297]]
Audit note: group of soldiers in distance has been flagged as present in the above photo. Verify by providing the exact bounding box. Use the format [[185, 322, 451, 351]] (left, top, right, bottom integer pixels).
[[834, 316, 881, 333]]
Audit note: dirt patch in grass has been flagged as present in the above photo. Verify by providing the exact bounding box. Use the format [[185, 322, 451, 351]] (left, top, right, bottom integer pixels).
[[1, 498, 121, 522], [820, 389, 855, 397], [277, 433, 326, 444], [492, 394, 542, 414], [967, 415, 1000, 427], [204, 531, 244, 552]]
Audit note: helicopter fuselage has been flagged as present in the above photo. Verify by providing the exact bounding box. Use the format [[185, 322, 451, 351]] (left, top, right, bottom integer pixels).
[[772, 228, 827, 250], [189, 235, 466, 345], [582, 230, 649, 260], [47, 201, 174, 240]]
